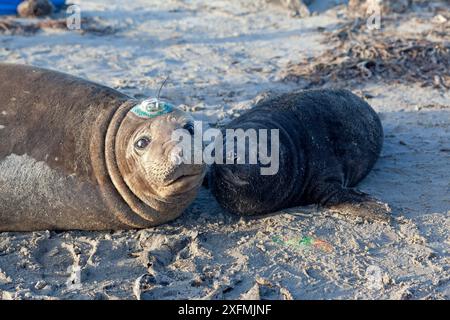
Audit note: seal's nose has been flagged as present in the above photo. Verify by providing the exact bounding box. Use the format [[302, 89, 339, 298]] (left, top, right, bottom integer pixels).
[[169, 145, 184, 165], [217, 165, 251, 186]]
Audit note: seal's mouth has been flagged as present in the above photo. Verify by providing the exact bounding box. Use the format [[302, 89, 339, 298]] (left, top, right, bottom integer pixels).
[[218, 166, 250, 186], [162, 168, 206, 194], [167, 173, 199, 186]]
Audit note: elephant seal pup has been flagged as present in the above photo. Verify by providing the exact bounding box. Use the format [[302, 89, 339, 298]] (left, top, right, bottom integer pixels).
[[0, 63, 205, 231], [209, 89, 390, 222]]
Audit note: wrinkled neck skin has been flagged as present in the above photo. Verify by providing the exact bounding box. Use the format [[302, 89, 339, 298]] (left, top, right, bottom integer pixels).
[[107, 102, 205, 226]]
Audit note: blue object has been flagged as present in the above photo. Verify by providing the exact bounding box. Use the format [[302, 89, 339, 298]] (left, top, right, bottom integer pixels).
[[0, 0, 66, 15], [52, 0, 65, 7]]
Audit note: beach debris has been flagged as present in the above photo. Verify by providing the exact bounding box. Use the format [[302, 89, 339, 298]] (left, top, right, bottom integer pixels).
[[283, 18, 450, 89], [0, 18, 38, 34], [347, 0, 427, 16], [133, 273, 156, 300], [280, 286, 294, 300], [0, 290, 14, 300], [0, 16, 115, 35], [0, 268, 12, 284], [34, 280, 47, 290], [266, 0, 310, 17], [18, 0, 54, 18], [272, 234, 334, 253]]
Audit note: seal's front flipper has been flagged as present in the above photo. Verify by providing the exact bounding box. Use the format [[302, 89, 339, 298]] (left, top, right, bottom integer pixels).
[[325, 198, 391, 223], [322, 188, 391, 223]]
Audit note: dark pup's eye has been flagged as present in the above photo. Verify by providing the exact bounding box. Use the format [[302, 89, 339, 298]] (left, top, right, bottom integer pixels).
[[183, 123, 194, 135], [135, 137, 151, 150]]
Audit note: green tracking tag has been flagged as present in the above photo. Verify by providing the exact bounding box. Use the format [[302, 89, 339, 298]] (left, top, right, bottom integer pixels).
[[131, 98, 174, 119]]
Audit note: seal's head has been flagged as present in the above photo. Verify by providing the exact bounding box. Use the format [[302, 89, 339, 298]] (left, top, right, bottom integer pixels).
[[114, 98, 206, 217]]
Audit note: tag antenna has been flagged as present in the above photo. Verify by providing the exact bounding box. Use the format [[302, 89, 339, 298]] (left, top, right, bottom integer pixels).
[[157, 76, 169, 100]]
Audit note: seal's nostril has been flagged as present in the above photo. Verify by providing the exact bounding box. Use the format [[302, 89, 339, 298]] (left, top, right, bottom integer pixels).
[[169, 146, 184, 165], [183, 123, 195, 135]]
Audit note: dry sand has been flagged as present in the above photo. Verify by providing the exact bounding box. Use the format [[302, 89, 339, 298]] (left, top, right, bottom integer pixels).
[[0, 0, 448, 299]]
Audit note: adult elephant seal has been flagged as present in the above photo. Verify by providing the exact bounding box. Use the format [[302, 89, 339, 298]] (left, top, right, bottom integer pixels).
[[0, 63, 205, 231], [209, 89, 390, 222]]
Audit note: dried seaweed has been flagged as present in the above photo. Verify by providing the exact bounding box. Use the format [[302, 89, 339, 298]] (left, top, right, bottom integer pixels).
[[0, 19, 39, 35], [0, 17, 115, 36], [283, 18, 450, 89]]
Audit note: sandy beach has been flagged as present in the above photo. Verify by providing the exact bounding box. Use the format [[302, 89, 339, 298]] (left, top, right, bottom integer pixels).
[[0, 0, 449, 299]]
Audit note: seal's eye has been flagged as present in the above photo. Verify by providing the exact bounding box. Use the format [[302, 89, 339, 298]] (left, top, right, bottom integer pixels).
[[135, 137, 151, 150], [183, 123, 195, 135]]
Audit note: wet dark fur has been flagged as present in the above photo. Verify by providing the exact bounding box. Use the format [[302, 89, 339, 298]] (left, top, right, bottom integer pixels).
[[209, 89, 384, 215]]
